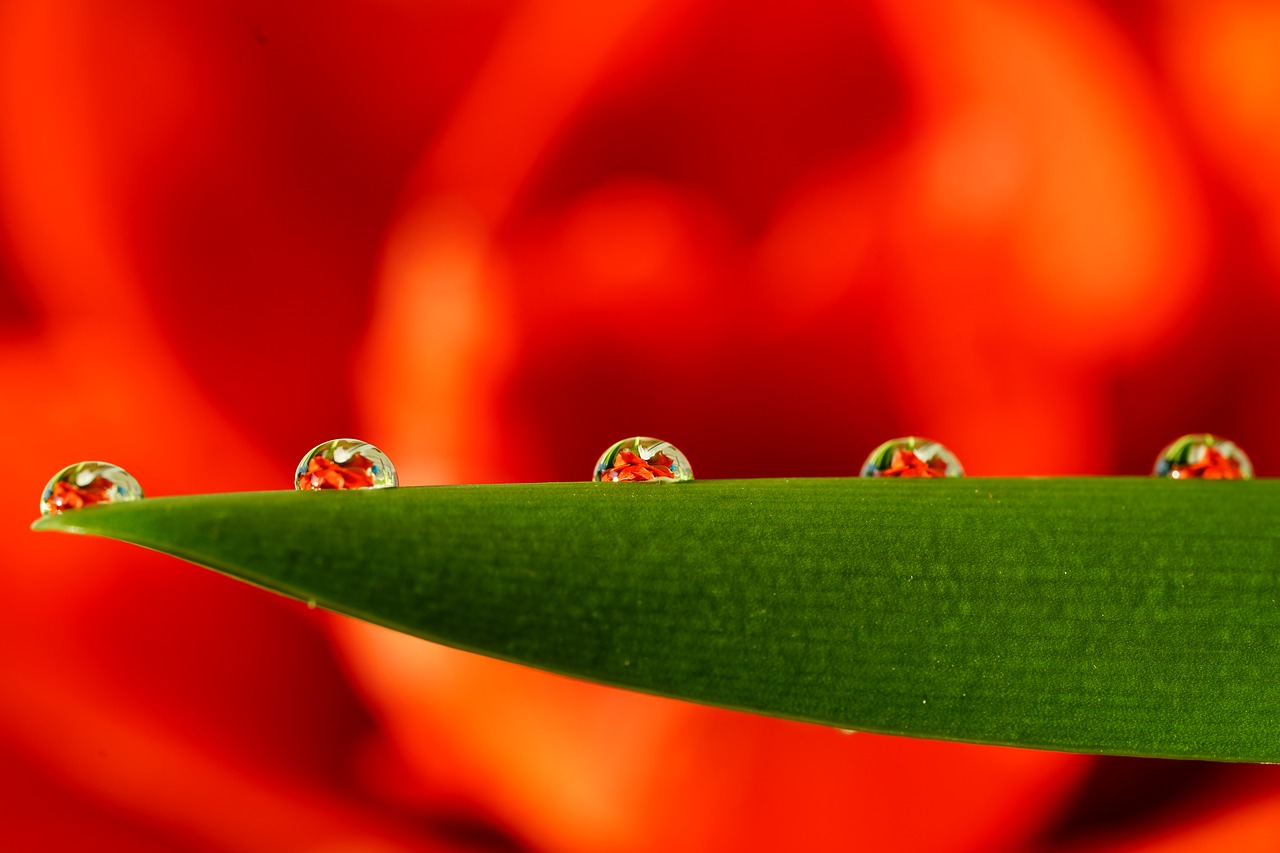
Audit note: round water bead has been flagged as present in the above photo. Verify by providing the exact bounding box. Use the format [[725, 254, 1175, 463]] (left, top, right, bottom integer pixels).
[[1153, 433, 1253, 480], [861, 437, 964, 478], [593, 436, 693, 483], [40, 461, 144, 516], [295, 438, 398, 490]]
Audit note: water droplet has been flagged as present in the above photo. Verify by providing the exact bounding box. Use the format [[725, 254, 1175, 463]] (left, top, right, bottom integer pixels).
[[306, 598, 317, 610], [860, 437, 964, 478], [835, 728, 858, 736], [40, 461, 143, 516], [593, 436, 693, 482], [295, 439, 398, 490], [1153, 434, 1253, 480]]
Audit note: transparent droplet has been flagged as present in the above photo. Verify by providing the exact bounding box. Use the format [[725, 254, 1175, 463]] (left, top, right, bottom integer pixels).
[[40, 461, 143, 516], [295, 438, 398, 490], [1153, 433, 1253, 480], [593, 436, 693, 483], [860, 436, 964, 478]]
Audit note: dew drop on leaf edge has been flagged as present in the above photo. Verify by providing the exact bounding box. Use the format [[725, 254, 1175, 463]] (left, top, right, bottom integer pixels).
[[40, 461, 144, 516], [295, 438, 398, 490], [593, 436, 693, 483], [1153, 433, 1253, 480], [860, 437, 964, 478]]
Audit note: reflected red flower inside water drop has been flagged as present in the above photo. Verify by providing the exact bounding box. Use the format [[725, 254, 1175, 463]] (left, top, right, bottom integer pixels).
[[1170, 446, 1244, 479], [46, 477, 115, 511], [299, 454, 376, 489], [877, 449, 950, 478], [601, 450, 677, 481]]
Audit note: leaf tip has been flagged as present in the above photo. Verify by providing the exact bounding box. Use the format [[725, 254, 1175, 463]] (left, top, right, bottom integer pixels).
[[29, 513, 89, 535]]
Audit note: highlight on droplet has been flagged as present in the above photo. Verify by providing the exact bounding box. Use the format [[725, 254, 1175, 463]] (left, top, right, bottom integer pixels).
[[295, 439, 398, 490], [593, 436, 693, 483], [860, 437, 965, 478], [1152, 433, 1253, 480], [40, 461, 144, 516]]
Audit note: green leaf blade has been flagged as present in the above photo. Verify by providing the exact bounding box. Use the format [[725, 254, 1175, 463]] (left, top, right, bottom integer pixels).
[[31, 478, 1280, 761]]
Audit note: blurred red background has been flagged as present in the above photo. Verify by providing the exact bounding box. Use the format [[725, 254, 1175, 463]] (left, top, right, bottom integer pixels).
[[5, 0, 1280, 850]]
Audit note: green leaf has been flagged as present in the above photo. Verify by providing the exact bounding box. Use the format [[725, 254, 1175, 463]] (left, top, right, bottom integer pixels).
[[30, 478, 1280, 761]]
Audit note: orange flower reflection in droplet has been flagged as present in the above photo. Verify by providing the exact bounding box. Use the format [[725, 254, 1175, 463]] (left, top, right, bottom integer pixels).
[[298, 455, 376, 490], [876, 448, 949, 478]]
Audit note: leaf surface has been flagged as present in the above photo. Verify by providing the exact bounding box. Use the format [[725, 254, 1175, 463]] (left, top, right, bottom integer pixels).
[[31, 478, 1280, 761]]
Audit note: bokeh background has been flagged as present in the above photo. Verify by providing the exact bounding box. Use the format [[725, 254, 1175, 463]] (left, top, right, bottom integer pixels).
[[5, 0, 1280, 849]]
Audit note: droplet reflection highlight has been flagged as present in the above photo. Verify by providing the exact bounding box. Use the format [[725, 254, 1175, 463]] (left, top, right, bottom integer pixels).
[[861, 437, 964, 478], [1153, 434, 1253, 480], [295, 439, 398, 490], [593, 437, 693, 482], [40, 461, 144, 516]]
